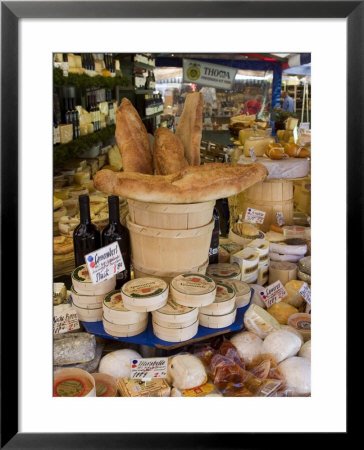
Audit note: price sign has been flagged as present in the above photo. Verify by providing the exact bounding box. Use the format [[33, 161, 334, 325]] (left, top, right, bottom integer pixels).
[[249, 147, 257, 161], [245, 207, 266, 224], [299, 282, 311, 305], [130, 358, 168, 381], [53, 307, 80, 335], [276, 212, 285, 227], [259, 280, 288, 308], [85, 242, 125, 284]]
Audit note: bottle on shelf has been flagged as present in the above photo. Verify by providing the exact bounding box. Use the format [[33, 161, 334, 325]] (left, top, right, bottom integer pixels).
[[102, 196, 131, 289], [64, 98, 72, 125], [145, 71, 151, 90], [70, 98, 80, 139], [53, 110, 60, 146], [62, 53, 69, 77], [149, 71, 156, 90], [208, 208, 220, 264], [73, 195, 101, 268]]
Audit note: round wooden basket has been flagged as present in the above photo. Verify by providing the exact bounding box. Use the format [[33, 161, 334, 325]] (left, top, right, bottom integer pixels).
[[127, 199, 215, 230], [127, 216, 214, 273]]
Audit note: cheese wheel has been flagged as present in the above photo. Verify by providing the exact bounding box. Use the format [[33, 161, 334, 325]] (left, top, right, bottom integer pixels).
[[225, 280, 251, 308], [70, 286, 104, 308], [230, 331, 263, 364], [277, 357, 311, 395], [53, 368, 96, 397], [152, 295, 198, 324], [206, 263, 241, 281], [268, 261, 297, 285], [261, 329, 302, 363], [287, 313, 311, 342], [121, 277, 169, 311], [243, 304, 280, 339], [199, 281, 236, 315], [103, 290, 147, 324], [170, 273, 216, 307], [283, 280, 306, 308], [72, 301, 103, 322], [91, 373, 118, 397], [267, 302, 298, 325], [298, 340, 311, 360], [152, 316, 197, 329], [168, 354, 207, 390], [102, 315, 148, 335], [153, 319, 199, 342], [199, 307, 236, 329], [270, 241, 307, 256], [98, 349, 141, 379], [269, 252, 305, 263], [247, 239, 269, 264], [72, 265, 116, 295], [230, 247, 259, 283]]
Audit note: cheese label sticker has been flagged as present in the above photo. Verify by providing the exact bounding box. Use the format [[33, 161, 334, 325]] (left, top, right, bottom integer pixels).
[[85, 242, 125, 284], [122, 278, 167, 299], [104, 291, 129, 311], [249, 147, 257, 161], [130, 358, 168, 380], [259, 280, 288, 308], [245, 208, 266, 224], [299, 283, 311, 305], [53, 308, 80, 334], [276, 212, 285, 227]]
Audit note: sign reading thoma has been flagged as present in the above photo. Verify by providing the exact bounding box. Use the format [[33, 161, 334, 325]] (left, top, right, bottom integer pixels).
[[183, 59, 237, 89]]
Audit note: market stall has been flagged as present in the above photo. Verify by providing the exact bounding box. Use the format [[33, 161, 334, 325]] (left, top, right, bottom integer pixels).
[[53, 52, 311, 398]]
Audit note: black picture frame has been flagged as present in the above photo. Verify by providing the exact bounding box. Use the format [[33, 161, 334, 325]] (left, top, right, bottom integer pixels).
[[1, 1, 358, 448]]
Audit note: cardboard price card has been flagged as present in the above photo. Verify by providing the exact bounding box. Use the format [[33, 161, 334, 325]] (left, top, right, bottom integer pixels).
[[259, 280, 288, 308], [245, 207, 266, 224], [130, 358, 168, 381], [85, 242, 125, 284], [299, 282, 311, 305], [53, 308, 80, 334]]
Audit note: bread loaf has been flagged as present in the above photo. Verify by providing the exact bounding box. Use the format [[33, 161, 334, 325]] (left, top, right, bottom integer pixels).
[[93, 162, 268, 204], [153, 127, 188, 175], [115, 98, 153, 174], [284, 143, 310, 158], [175, 92, 203, 166]]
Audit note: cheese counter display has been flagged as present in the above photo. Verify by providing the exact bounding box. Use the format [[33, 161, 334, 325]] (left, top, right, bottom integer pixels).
[[53, 81, 311, 398]]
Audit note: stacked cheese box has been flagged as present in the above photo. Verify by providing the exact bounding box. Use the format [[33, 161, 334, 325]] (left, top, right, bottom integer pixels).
[[71, 264, 116, 321]]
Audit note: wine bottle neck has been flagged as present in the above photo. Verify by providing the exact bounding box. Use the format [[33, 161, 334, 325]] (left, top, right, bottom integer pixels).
[[79, 196, 91, 223], [108, 196, 120, 223]]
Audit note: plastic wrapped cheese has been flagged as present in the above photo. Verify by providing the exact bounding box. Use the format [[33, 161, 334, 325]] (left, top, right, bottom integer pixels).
[[298, 340, 311, 360], [267, 302, 298, 324], [282, 280, 306, 308], [243, 304, 281, 339], [230, 331, 263, 365], [277, 356, 311, 395], [98, 349, 141, 379], [261, 329, 302, 363], [168, 354, 207, 390]]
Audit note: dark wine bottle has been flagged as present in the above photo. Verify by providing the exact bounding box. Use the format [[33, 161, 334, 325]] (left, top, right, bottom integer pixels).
[[73, 195, 101, 267], [102, 196, 131, 289], [208, 208, 220, 264]]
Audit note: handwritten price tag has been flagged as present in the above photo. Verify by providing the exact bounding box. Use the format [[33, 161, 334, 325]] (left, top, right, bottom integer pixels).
[[259, 280, 288, 308], [245, 207, 266, 224], [53, 306, 80, 335], [85, 242, 125, 284], [249, 147, 257, 161], [299, 282, 311, 305], [276, 212, 285, 227], [130, 358, 168, 381]]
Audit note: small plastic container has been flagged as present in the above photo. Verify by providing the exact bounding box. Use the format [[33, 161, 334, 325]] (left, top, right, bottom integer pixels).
[[282, 225, 308, 240]]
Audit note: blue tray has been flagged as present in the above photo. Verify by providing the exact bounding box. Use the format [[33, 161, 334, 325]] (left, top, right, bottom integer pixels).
[[82, 289, 252, 350]]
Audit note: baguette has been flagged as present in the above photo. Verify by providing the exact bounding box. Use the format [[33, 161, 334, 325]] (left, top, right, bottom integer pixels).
[[284, 143, 310, 158], [93, 162, 268, 204], [153, 127, 188, 175], [115, 98, 153, 174], [175, 92, 203, 166]]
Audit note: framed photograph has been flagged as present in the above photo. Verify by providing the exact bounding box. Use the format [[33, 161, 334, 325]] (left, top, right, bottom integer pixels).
[[1, 1, 358, 448]]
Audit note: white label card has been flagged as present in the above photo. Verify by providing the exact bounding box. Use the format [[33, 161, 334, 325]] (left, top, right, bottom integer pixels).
[[245, 207, 266, 224], [299, 282, 311, 305], [130, 357, 168, 380], [85, 242, 125, 284], [293, 126, 298, 143], [276, 212, 285, 227], [259, 280, 288, 308], [249, 147, 257, 161], [53, 308, 80, 334]]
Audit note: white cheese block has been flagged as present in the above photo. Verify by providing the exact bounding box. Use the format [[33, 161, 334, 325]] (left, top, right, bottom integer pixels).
[[98, 349, 141, 379], [243, 136, 275, 157], [225, 280, 251, 308], [170, 273, 216, 308], [206, 263, 241, 281], [153, 319, 199, 342], [277, 356, 311, 395], [230, 247, 259, 283], [237, 155, 310, 180], [199, 307, 237, 329], [72, 301, 103, 322], [152, 295, 198, 324], [247, 238, 269, 265], [261, 329, 302, 364], [230, 331, 263, 365], [270, 241, 307, 256], [243, 304, 280, 339], [168, 354, 207, 390], [72, 265, 116, 295], [298, 340, 311, 360], [102, 315, 148, 336], [257, 263, 269, 285], [121, 277, 169, 312], [268, 261, 297, 285], [199, 281, 236, 315], [103, 290, 147, 324], [70, 286, 104, 308]]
